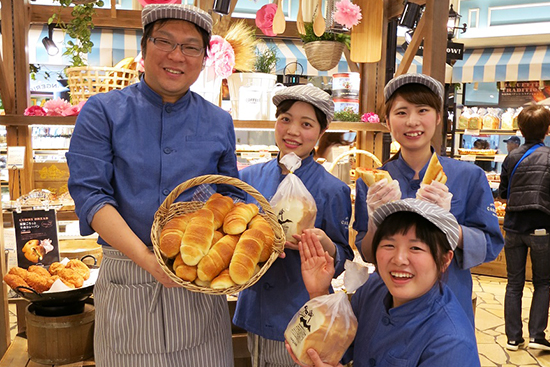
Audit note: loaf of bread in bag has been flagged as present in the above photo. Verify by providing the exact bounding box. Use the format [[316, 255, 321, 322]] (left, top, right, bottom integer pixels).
[[248, 215, 275, 262], [204, 193, 235, 230], [229, 228, 265, 284], [180, 208, 215, 266], [197, 234, 240, 282], [223, 203, 259, 235]]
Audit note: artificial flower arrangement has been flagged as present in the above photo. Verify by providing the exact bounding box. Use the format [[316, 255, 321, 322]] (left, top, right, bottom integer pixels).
[[361, 112, 380, 123], [333, 0, 362, 29], [24, 98, 86, 117], [255, 3, 277, 37]]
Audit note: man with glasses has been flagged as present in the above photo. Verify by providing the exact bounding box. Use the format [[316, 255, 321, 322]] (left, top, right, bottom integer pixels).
[[66, 4, 238, 366]]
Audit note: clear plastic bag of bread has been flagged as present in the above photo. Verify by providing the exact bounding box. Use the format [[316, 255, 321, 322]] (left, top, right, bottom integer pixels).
[[284, 260, 369, 366], [270, 152, 317, 244]]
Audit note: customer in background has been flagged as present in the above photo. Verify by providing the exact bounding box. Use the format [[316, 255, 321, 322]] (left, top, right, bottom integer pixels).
[[353, 73, 504, 324], [473, 139, 495, 172], [233, 85, 354, 366], [504, 135, 521, 154], [67, 4, 238, 366], [289, 199, 480, 367], [498, 104, 550, 351]]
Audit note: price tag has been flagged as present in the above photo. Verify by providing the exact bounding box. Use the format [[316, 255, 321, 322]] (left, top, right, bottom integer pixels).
[[494, 155, 506, 163], [7, 146, 26, 170], [464, 129, 480, 136], [461, 155, 476, 162], [13, 209, 60, 268]]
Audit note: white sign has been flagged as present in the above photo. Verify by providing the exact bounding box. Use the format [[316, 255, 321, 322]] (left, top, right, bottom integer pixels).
[[7, 146, 26, 169]]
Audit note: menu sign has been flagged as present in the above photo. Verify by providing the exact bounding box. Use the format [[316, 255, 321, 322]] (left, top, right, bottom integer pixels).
[[13, 209, 60, 269], [498, 81, 548, 108]]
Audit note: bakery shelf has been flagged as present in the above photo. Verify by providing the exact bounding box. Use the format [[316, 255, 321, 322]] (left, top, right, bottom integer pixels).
[[455, 129, 519, 135]]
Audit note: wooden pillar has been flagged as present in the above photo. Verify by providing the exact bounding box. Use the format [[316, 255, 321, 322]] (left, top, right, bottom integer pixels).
[[0, 201, 10, 356]]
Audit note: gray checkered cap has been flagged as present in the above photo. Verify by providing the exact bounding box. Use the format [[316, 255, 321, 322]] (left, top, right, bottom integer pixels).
[[141, 4, 213, 35], [372, 198, 460, 250], [272, 85, 334, 124], [384, 73, 444, 104]]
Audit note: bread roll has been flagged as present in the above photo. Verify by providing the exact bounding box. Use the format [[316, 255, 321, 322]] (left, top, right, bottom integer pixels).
[[355, 167, 392, 187], [212, 230, 224, 245], [210, 269, 236, 289], [194, 278, 211, 287], [28, 265, 51, 279], [248, 215, 275, 262], [58, 268, 84, 288], [180, 208, 215, 266], [223, 203, 259, 235], [205, 193, 235, 230], [422, 152, 447, 185], [197, 234, 240, 282], [229, 228, 265, 284], [173, 253, 198, 282], [160, 214, 193, 259], [3, 273, 31, 292]]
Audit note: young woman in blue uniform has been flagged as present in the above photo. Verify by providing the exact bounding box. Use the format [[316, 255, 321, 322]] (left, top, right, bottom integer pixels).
[[233, 85, 355, 366], [353, 73, 503, 323], [289, 199, 481, 367]]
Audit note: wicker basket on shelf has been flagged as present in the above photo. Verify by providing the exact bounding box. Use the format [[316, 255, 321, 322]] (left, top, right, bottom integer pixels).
[[65, 66, 139, 104], [151, 174, 285, 295], [303, 41, 345, 71]]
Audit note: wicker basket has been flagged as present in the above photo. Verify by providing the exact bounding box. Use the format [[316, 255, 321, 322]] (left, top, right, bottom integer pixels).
[[303, 41, 345, 71], [65, 66, 139, 104], [151, 175, 285, 295]]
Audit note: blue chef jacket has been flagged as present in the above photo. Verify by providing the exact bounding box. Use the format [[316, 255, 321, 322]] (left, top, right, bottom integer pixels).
[[343, 273, 481, 367], [66, 79, 240, 246], [353, 151, 504, 323], [233, 154, 354, 341]]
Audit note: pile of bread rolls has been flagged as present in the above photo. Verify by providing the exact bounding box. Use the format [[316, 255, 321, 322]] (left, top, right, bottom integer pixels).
[[159, 193, 276, 290], [3, 259, 91, 293]]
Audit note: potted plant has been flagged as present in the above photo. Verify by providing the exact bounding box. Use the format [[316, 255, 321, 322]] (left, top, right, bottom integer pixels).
[[49, 0, 104, 67], [254, 46, 279, 74], [300, 22, 349, 71]]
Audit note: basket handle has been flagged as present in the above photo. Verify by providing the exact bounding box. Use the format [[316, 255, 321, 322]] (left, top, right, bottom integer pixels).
[[157, 174, 276, 218], [328, 149, 382, 173]]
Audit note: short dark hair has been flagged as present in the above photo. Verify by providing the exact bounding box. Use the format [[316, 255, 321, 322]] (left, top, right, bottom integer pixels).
[[140, 19, 210, 60], [518, 104, 550, 141], [384, 83, 443, 119], [372, 211, 452, 280], [275, 99, 329, 131]]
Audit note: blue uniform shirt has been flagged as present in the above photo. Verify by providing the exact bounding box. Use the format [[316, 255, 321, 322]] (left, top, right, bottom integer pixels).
[[233, 154, 354, 341], [343, 273, 480, 367], [66, 79, 239, 246], [354, 152, 504, 323]]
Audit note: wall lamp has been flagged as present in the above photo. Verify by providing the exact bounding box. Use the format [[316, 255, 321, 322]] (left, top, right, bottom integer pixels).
[[42, 23, 59, 56], [447, 4, 467, 40]]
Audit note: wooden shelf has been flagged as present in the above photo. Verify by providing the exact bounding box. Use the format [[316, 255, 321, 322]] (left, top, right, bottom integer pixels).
[[455, 129, 519, 135], [0, 116, 389, 133]]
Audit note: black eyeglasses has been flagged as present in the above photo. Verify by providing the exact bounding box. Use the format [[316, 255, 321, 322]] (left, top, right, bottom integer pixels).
[[148, 37, 204, 57]]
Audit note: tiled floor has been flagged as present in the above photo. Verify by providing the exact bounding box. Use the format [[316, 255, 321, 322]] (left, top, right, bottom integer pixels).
[[6, 275, 550, 366]]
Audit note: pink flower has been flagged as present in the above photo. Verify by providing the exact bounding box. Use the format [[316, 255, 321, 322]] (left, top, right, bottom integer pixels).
[[135, 53, 145, 73], [43, 98, 72, 116], [361, 112, 380, 123], [333, 0, 362, 29], [24, 105, 46, 116], [206, 35, 235, 79], [256, 3, 277, 37], [62, 100, 87, 116]]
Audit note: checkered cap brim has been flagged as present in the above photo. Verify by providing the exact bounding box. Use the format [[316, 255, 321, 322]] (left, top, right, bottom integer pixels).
[[384, 73, 444, 104], [372, 198, 460, 250], [141, 4, 212, 35], [272, 85, 334, 123]]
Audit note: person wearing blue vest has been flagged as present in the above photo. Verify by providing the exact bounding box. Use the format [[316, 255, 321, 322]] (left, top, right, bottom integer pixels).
[[498, 104, 550, 351], [233, 84, 354, 366], [353, 73, 504, 324], [287, 199, 480, 367]]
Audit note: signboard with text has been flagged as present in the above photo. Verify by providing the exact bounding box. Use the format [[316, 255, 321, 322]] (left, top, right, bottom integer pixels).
[[498, 81, 549, 108]]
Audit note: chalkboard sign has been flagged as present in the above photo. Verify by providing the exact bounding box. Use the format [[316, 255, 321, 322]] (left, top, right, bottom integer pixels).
[[13, 209, 60, 269]]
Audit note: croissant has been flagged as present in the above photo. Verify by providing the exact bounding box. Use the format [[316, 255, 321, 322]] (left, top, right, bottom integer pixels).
[[205, 193, 235, 230], [211, 269, 236, 289], [223, 202, 259, 235], [160, 214, 192, 259], [229, 228, 265, 285], [248, 215, 275, 262], [197, 234, 240, 282], [173, 253, 197, 282], [180, 208, 215, 266]]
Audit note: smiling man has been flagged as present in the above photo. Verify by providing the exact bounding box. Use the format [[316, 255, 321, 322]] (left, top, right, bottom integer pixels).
[[66, 4, 239, 367]]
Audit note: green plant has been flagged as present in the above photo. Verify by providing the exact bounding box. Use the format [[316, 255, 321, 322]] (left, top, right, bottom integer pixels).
[[333, 109, 361, 122], [300, 22, 350, 48], [49, 0, 105, 67], [254, 47, 279, 73]]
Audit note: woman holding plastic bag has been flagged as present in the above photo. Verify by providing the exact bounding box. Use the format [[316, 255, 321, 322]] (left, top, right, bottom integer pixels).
[[286, 199, 480, 367], [233, 84, 355, 366]]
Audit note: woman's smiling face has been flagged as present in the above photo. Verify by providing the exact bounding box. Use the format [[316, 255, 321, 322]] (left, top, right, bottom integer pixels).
[[275, 101, 324, 160]]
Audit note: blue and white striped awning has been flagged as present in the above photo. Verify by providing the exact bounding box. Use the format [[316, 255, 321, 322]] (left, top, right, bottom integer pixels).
[[396, 49, 453, 83], [260, 38, 350, 76], [28, 25, 142, 67], [452, 46, 550, 83]]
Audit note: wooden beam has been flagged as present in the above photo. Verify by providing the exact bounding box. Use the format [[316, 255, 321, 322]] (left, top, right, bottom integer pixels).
[[0, 201, 9, 366], [0, 50, 15, 115], [395, 14, 425, 77]]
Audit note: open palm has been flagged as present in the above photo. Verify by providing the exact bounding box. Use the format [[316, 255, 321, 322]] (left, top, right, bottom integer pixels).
[[299, 230, 335, 298]]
